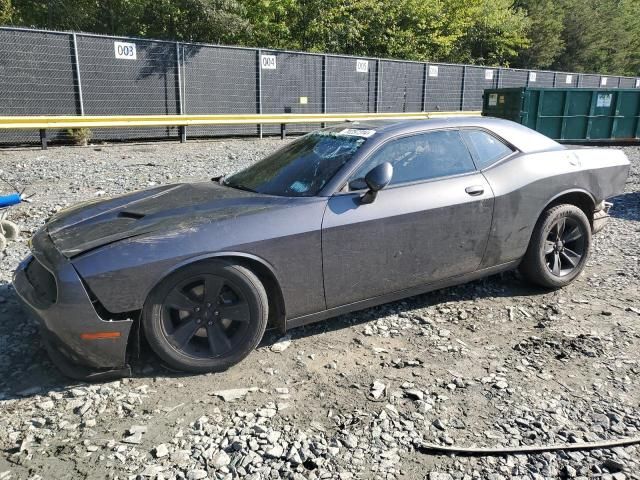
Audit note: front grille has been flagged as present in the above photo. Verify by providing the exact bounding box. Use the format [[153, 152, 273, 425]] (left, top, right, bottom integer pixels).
[[25, 258, 57, 305]]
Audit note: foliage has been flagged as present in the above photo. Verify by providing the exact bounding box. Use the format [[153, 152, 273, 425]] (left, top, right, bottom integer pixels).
[[514, 0, 564, 69], [1, 0, 638, 75], [67, 127, 92, 146], [451, 0, 530, 66], [0, 0, 13, 23]]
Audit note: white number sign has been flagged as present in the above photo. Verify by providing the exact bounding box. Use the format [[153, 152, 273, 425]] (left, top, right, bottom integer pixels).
[[356, 60, 369, 73], [636, 79, 640, 88], [565, 75, 573, 84], [600, 77, 608, 86], [428, 65, 438, 77], [484, 69, 494, 80], [114, 41, 136, 60], [528, 72, 537, 82], [261, 54, 277, 70]]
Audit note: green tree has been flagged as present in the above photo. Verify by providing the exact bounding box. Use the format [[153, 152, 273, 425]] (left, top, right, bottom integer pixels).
[[243, 0, 297, 49], [552, 0, 618, 74], [8, 0, 99, 30], [0, 0, 13, 24], [311, 0, 464, 60], [2, 0, 637, 75], [451, 0, 530, 66], [7, 0, 250, 43], [135, 0, 250, 44], [279, 0, 528, 65], [609, 0, 640, 75], [513, 0, 564, 68]]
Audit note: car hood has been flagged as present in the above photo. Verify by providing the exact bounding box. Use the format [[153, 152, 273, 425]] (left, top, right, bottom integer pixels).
[[47, 182, 288, 257]]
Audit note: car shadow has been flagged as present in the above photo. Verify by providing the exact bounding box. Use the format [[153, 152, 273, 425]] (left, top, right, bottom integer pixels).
[[273, 269, 547, 344], [609, 191, 640, 222], [0, 282, 76, 401], [0, 270, 547, 399]]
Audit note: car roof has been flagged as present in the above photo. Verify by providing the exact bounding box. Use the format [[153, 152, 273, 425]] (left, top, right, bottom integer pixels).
[[327, 117, 563, 154]]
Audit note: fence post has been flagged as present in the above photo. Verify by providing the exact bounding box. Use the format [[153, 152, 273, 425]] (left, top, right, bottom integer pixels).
[[375, 59, 382, 113], [577, 74, 582, 88], [322, 54, 327, 128], [256, 49, 263, 138], [553, 72, 558, 87], [176, 42, 186, 143], [71, 32, 84, 116], [40, 129, 48, 150], [460, 66, 467, 111], [422, 63, 428, 112], [497, 67, 502, 88]]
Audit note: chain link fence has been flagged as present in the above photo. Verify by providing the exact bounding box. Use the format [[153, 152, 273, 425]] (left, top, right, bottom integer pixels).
[[1, 26, 639, 145]]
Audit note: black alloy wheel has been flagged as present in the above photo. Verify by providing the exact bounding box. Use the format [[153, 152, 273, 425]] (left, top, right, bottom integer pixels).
[[143, 260, 268, 373], [162, 274, 251, 358], [544, 216, 587, 277], [520, 204, 592, 289]]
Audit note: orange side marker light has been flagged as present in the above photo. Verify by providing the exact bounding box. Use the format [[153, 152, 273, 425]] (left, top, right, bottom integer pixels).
[[80, 332, 121, 340]]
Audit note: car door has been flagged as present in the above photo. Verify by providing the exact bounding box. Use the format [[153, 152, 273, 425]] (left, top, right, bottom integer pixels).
[[321, 129, 494, 309]]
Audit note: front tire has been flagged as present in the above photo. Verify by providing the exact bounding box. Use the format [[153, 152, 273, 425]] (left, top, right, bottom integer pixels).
[[520, 204, 591, 289], [142, 260, 268, 373]]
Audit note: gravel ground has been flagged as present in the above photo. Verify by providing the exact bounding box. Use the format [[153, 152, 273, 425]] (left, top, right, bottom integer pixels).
[[0, 139, 639, 480]]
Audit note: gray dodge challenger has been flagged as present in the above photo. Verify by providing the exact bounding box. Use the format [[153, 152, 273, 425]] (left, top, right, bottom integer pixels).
[[14, 117, 630, 379]]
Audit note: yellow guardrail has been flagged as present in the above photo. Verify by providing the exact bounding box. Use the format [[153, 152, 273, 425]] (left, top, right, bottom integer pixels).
[[0, 111, 480, 130], [0, 111, 482, 148]]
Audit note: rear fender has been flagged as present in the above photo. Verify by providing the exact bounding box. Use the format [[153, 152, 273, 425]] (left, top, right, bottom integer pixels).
[[534, 188, 596, 227]]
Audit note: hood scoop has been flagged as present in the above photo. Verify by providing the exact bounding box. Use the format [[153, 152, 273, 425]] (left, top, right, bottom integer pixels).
[[47, 182, 280, 258], [118, 211, 146, 220]]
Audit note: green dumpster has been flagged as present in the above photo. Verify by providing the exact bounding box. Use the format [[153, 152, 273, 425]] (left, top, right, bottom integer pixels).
[[482, 87, 640, 143]]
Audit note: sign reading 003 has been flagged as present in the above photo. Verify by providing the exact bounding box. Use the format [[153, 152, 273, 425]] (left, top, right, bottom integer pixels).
[[114, 41, 137, 60]]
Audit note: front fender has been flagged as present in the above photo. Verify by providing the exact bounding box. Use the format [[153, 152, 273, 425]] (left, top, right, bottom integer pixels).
[[72, 198, 327, 319]]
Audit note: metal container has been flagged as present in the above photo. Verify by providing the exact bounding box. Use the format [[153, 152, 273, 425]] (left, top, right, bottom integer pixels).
[[482, 87, 640, 142]]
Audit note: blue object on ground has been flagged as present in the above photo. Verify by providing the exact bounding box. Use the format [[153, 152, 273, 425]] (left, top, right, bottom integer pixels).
[[0, 193, 21, 208]]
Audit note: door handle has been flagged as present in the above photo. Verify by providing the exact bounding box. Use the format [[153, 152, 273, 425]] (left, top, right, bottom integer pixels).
[[465, 185, 484, 196]]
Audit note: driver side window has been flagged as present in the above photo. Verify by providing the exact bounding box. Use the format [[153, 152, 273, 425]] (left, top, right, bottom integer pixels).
[[349, 130, 476, 189]]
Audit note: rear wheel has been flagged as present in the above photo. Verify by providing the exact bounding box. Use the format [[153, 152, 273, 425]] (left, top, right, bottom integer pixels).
[[520, 204, 591, 289], [142, 260, 268, 373]]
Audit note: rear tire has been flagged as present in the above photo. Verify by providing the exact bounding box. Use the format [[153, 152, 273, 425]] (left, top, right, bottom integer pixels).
[[520, 204, 591, 289], [142, 260, 268, 373]]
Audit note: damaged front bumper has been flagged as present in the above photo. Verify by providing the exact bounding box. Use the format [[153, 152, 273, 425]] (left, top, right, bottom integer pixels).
[[12, 229, 132, 381], [593, 201, 613, 234]]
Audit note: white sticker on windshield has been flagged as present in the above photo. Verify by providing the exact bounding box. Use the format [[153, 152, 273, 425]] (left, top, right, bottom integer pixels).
[[339, 128, 376, 138], [289, 181, 310, 193]]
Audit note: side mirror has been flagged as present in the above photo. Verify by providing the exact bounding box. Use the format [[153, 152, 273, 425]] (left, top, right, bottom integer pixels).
[[361, 162, 393, 204], [347, 177, 368, 191]]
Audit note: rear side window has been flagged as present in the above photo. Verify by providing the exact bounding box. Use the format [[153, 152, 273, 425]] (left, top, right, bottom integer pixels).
[[349, 129, 476, 187], [461, 130, 514, 169]]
